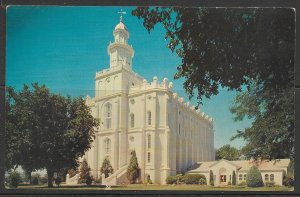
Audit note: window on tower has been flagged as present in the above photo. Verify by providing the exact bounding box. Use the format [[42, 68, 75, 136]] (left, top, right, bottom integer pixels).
[[147, 111, 152, 125], [147, 134, 151, 149], [104, 138, 111, 155], [105, 103, 112, 129], [147, 152, 151, 163], [130, 113, 135, 128]]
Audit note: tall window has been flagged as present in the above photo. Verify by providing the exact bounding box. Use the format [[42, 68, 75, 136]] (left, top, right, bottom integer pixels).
[[243, 174, 247, 180], [178, 124, 181, 135], [147, 152, 151, 163], [270, 174, 274, 181], [105, 103, 112, 129], [130, 113, 135, 128], [147, 134, 151, 149], [104, 138, 111, 155], [147, 111, 152, 125], [265, 174, 269, 181]]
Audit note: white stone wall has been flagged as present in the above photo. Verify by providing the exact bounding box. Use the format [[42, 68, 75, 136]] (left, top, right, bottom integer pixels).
[[84, 19, 214, 184]]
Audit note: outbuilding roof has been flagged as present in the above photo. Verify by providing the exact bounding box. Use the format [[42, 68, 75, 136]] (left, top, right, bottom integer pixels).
[[188, 159, 290, 173]]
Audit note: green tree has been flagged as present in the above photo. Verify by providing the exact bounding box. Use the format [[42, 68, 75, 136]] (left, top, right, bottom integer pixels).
[[6, 171, 22, 188], [79, 158, 91, 183], [232, 171, 236, 185], [126, 150, 140, 184], [246, 166, 263, 187], [5, 83, 99, 187], [132, 7, 294, 160], [100, 157, 114, 178], [209, 170, 214, 186], [230, 81, 294, 160], [215, 144, 240, 160]]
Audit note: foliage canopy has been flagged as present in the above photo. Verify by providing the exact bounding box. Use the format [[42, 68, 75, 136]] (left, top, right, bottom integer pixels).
[[5, 83, 99, 187], [132, 7, 294, 160]]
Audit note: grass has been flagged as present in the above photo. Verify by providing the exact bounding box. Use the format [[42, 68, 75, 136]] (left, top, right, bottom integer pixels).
[[13, 183, 293, 191]]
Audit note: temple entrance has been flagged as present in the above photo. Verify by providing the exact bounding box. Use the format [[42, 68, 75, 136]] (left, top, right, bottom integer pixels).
[[220, 175, 227, 183], [219, 167, 227, 185]]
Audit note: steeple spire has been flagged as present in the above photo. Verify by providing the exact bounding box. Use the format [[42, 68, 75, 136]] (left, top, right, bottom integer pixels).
[[118, 9, 126, 22], [108, 10, 134, 71]]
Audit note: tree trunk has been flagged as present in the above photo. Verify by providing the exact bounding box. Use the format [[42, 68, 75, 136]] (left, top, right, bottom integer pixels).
[[47, 169, 54, 188], [26, 170, 32, 184]]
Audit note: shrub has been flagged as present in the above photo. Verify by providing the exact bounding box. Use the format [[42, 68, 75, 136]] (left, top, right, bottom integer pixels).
[[100, 158, 114, 178], [246, 166, 264, 187], [166, 176, 177, 184], [7, 171, 22, 188], [79, 179, 86, 184], [265, 181, 275, 187], [238, 181, 247, 186], [54, 177, 62, 187], [175, 174, 185, 184], [199, 178, 207, 185], [94, 178, 102, 184], [284, 176, 294, 187], [209, 170, 214, 186], [86, 175, 93, 186], [183, 174, 207, 185]]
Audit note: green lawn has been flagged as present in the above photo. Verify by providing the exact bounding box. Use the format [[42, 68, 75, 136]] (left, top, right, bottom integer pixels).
[[14, 183, 293, 191]]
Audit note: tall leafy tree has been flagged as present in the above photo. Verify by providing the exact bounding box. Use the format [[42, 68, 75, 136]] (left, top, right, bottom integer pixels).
[[230, 81, 294, 160], [126, 150, 140, 184], [215, 144, 240, 160], [232, 171, 237, 185], [100, 157, 114, 178], [132, 7, 294, 160], [5, 83, 99, 187], [79, 158, 91, 182]]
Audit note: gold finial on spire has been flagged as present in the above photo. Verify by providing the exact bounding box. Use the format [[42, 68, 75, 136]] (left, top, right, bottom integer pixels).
[[118, 9, 126, 22]]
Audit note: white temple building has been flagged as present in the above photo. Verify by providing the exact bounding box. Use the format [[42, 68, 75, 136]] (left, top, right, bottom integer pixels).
[[82, 16, 215, 185]]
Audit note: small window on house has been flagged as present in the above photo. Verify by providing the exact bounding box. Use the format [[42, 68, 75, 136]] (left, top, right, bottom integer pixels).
[[265, 174, 269, 181], [244, 174, 247, 180], [239, 174, 243, 181], [270, 174, 274, 181], [130, 113, 134, 128], [147, 152, 151, 163]]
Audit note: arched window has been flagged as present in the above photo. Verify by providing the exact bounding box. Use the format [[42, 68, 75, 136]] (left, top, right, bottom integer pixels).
[[147, 111, 152, 125], [130, 113, 134, 128], [147, 152, 151, 163], [265, 174, 269, 181], [104, 138, 111, 155], [178, 124, 181, 135], [147, 134, 151, 149], [105, 103, 112, 129], [239, 174, 243, 181], [270, 174, 274, 181], [244, 174, 247, 180]]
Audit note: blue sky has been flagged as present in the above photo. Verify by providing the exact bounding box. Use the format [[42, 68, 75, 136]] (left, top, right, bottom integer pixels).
[[6, 6, 252, 149]]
